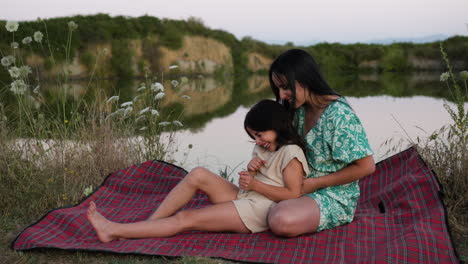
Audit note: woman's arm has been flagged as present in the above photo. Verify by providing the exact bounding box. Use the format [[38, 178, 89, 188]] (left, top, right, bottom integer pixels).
[[302, 155, 375, 194], [238, 158, 304, 202]]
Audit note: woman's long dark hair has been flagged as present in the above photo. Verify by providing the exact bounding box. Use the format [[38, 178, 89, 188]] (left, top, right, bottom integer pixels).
[[244, 99, 306, 152], [269, 49, 340, 110]]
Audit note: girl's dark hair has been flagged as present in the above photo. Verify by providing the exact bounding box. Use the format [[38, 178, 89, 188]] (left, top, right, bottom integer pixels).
[[269, 49, 340, 110], [244, 99, 306, 152]]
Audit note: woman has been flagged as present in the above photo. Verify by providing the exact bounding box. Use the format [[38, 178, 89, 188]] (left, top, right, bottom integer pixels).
[[248, 49, 376, 237]]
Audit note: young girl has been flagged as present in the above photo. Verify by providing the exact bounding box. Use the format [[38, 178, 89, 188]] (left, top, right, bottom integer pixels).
[[87, 99, 310, 241]]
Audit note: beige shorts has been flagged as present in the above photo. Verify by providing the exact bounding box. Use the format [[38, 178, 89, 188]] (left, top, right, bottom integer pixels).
[[232, 190, 276, 233]]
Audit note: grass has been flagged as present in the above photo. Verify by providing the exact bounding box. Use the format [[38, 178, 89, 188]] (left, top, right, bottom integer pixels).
[[382, 44, 467, 261], [1, 19, 466, 263], [0, 20, 230, 263]]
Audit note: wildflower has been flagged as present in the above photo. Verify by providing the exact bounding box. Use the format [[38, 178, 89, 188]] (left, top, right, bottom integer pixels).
[[159, 121, 171, 126], [151, 109, 159, 116], [133, 95, 141, 101], [139, 126, 148, 131], [105, 112, 117, 121], [137, 85, 146, 92], [19, 66, 32, 77], [171, 80, 179, 88], [11, 42, 19, 49], [139, 107, 151, 115], [151, 82, 164, 93], [33, 85, 40, 94], [64, 119, 69, 124], [33, 31, 44, 42], [180, 76, 189, 84], [440, 72, 450, 82], [169, 65, 178, 70], [22, 37, 32, 45], [154, 92, 165, 100], [106, 95, 119, 103], [120, 101, 133, 107], [83, 185, 93, 196], [10, 80, 28, 95], [113, 108, 126, 115], [1, 56, 13, 67], [8, 67, 21, 78], [68, 21, 78, 30], [5, 21, 19, 32], [460, 70, 468, 80], [173, 120, 183, 127], [181, 95, 191, 100], [135, 115, 146, 122], [123, 106, 133, 117]]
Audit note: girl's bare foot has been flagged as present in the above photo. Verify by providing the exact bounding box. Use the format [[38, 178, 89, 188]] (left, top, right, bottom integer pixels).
[[87, 201, 117, 243]]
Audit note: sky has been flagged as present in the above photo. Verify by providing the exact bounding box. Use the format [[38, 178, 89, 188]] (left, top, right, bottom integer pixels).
[[2, 0, 468, 44]]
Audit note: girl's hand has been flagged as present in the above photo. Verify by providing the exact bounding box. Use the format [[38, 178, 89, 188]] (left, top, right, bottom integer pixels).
[[238, 171, 257, 191], [247, 157, 266, 172]]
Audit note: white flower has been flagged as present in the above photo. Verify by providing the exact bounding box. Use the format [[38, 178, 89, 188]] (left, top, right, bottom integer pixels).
[[19, 66, 32, 77], [11, 42, 19, 49], [139, 107, 151, 115], [83, 185, 93, 196], [137, 85, 146, 92], [171, 80, 179, 88], [180, 76, 189, 84], [8, 67, 21, 78], [151, 82, 164, 93], [106, 95, 119, 103], [173, 120, 183, 127], [440, 72, 450, 82], [135, 115, 146, 122], [68, 21, 78, 30], [113, 108, 126, 115], [33, 31, 44, 43], [154, 92, 165, 100], [181, 95, 191, 100], [1, 56, 13, 67], [139, 126, 148, 131], [33, 85, 40, 94], [10, 80, 28, 95], [22, 37, 32, 45], [133, 95, 141, 101], [169, 65, 178, 70], [120, 101, 133, 107], [151, 109, 159, 116], [6, 21, 19, 32], [460, 70, 468, 80], [123, 106, 133, 117], [158, 121, 171, 126]]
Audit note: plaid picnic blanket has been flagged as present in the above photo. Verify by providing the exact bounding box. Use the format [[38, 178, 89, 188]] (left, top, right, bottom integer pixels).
[[12, 147, 459, 263]]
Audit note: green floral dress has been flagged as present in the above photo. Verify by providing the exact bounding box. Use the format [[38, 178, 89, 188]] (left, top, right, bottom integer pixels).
[[294, 97, 373, 232]]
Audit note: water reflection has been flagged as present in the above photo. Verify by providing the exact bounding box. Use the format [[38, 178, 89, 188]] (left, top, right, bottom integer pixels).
[[2, 70, 465, 181]]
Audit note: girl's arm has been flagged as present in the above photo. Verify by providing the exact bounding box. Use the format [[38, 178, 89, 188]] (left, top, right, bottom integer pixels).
[[239, 158, 304, 202], [302, 155, 375, 194]]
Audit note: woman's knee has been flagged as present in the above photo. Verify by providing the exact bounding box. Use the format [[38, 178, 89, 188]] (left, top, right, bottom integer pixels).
[[268, 206, 299, 237]]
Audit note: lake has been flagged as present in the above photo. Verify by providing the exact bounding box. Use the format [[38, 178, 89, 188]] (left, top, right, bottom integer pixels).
[[3, 71, 465, 182]]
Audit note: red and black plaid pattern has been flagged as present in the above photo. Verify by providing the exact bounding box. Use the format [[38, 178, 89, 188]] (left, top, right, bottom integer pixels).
[[12, 147, 459, 263]]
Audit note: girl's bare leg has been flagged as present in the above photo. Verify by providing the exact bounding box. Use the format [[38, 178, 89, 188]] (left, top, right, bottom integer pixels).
[[87, 200, 249, 242], [148, 167, 239, 220]]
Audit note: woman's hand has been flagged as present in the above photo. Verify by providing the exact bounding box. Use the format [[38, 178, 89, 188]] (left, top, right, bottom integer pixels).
[[238, 171, 257, 191], [301, 177, 322, 195], [247, 157, 266, 172]]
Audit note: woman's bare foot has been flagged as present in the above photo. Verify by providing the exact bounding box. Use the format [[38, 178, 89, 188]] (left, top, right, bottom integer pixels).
[[87, 201, 117, 243]]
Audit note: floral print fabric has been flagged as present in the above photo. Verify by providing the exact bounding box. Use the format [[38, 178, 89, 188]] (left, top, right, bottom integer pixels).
[[294, 97, 373, 231]]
